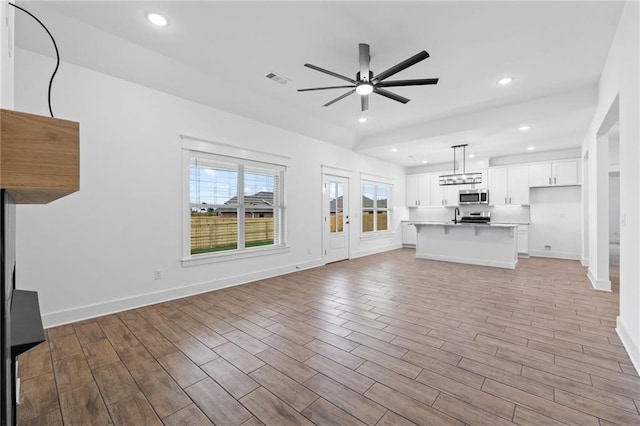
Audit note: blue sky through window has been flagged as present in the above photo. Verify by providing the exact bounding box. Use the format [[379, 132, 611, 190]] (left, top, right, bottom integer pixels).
[[191, 164, 274, 205]]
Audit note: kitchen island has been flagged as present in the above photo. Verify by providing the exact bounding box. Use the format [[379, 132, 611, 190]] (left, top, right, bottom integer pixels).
[[411, 222, 518, 269]]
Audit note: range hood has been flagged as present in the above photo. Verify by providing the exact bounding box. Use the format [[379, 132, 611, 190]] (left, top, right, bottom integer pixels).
[[439, 144, 482, 186]]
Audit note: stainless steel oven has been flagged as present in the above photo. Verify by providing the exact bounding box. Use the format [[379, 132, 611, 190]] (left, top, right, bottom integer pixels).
[[459, 188, 489, 205]]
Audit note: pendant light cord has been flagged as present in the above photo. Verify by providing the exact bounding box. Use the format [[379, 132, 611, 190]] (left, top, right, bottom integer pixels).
[[9, 2, 59, 118]]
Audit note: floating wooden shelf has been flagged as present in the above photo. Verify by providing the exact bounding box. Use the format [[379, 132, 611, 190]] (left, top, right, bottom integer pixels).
[[1, 108, 79, 204]]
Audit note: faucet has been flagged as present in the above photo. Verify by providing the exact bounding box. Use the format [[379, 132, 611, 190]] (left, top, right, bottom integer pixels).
[[453, 207, 460, 224]]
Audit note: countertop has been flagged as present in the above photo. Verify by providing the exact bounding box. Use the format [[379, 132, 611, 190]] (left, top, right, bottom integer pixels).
[[408, 221, 518, 228], [402, 220, 529, 225]]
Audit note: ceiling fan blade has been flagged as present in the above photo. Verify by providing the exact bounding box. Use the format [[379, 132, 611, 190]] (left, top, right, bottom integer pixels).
[[376, 78, 439, 88], [323, 89, 356, 107], [298, 85, 355, 92], [304, 63, 356, 84], [361, 94, 369, 112], [374, 87, 410, 104], [372, 51, 430, 83], [359, 43, 370, 82]]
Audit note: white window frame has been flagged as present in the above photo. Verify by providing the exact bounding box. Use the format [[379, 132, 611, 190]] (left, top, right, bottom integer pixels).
[[181, 135, 289, 266], [361, 180, 392, 235]]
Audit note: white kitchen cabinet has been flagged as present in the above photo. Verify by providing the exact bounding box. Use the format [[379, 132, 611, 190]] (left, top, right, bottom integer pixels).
[[518, 224, 529, 256], [429, 174, 459, 206], [401, 222, 417, 246], [488, 165, 529, 205], [406, 174, 430, 207], [529, 160, 579, 187]]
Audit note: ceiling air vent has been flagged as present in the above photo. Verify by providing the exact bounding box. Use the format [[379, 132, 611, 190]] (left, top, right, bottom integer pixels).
[[266, 72, 290, 85]]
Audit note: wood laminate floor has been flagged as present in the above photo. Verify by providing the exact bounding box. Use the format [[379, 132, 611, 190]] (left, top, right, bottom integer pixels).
[[16, 249, 640, 425]]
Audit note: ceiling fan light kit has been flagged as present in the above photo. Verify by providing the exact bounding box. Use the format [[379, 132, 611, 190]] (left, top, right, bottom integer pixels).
[[439, 144, 483, 186], [298, 43, 439, 111]]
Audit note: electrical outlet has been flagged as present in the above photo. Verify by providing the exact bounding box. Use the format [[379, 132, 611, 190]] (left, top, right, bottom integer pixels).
[[544, 245, 552, 250], [154, 270, 162, 280], [307, 248, 311, 255]]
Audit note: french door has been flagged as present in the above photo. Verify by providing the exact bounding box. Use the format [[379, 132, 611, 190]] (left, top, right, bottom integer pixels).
[[322, 174, 350, 263]]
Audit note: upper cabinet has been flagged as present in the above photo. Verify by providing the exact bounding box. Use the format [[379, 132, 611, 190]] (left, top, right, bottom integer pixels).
[[1, 109, 80, 204], [529, 160, 579, 187], [488, 165, 529, 205], [406, 174, 430, 207], [429, 175, 459, 206]]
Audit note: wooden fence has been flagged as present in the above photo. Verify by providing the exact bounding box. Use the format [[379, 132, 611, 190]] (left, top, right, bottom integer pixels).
[[191, 215, 273, 252], [192, 212, 388, 253], [362, 212, 388, 232]]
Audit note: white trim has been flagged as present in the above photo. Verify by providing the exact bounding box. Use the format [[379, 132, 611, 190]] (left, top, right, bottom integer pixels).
[[416, 253, 518, 269], [182, 149, 191, 259], [41, 257, 324, 328], [181, 134, 291, 168], [350, 243, 403, 259], [587, 268, 612, 292], [415, 253, 517, 269], [617, 316, 640, 375], [360, 231, 396, 241], [360, 172, 395, 185], [581, 257, 589, 266], [528, 251, 581, 261], [321, 165, 352, 177], [182, 244, 290, 267]]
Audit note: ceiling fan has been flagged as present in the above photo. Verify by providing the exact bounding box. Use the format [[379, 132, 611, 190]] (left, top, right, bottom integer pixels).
[[298, 43, 439, 111]]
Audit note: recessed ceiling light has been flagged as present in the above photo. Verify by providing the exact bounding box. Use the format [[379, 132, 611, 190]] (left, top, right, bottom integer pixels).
[[391, 148, 398, 153], [497, 76, 513, 85], [519, 125, 531, 132], [146, 12, 168, 27], [527, 146, 535, 151], [358, 117, 367, 123], [468, 154, 475, 158], [421, 160, 428, 164]]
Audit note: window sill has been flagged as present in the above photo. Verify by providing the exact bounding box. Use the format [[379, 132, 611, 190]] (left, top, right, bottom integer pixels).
[[182, 244, 290, 267], [360, 231, 396, 241]]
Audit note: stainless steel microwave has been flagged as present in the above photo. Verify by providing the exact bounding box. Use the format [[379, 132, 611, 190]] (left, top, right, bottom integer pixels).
[[459, 188, 489, 205]]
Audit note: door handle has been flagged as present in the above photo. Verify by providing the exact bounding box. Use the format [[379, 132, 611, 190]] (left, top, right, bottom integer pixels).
[[554, 177, 557, 184]]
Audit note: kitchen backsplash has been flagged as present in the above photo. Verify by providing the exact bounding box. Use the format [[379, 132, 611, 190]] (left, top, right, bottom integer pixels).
[[408, 205, 530, 224]]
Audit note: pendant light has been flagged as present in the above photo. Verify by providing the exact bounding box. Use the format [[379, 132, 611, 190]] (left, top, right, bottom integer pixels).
[[438, 144, 483, 185]]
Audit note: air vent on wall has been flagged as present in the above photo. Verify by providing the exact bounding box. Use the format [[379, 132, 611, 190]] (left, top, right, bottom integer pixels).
[[266, 72, 290, 84]]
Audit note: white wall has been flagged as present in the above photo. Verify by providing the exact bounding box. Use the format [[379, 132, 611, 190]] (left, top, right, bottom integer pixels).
[[1, 0, 14, 108], [530, 187, 582, 259], [582, 1, 640, 369], [14, 48, 405, 327], [610, 172, 620, 243]]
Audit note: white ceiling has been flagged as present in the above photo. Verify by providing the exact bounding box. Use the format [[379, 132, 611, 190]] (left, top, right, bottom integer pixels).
[[13, 1, 625, 168]]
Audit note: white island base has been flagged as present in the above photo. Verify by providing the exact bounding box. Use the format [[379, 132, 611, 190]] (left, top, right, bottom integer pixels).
[[413, 222, 518, 269]]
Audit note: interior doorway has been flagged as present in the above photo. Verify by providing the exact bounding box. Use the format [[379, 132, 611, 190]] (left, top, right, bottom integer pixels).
[[322, 174, 350, 263], [608, 123, 620, 291]]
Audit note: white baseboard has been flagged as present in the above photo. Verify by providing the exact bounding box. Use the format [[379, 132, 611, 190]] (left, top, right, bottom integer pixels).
[[587, 268, 611, 292], [350, 243, 403, 260], [529, 250, 581, 260], [581, 257, 589, 266], [41, 258, 325, 328], [617, 315, 640, 374], [415, 253, 517, 270]]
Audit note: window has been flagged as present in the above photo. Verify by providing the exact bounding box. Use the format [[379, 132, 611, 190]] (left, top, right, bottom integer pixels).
[[188, 152, 285, 256], [362, 181, 390, 233]]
